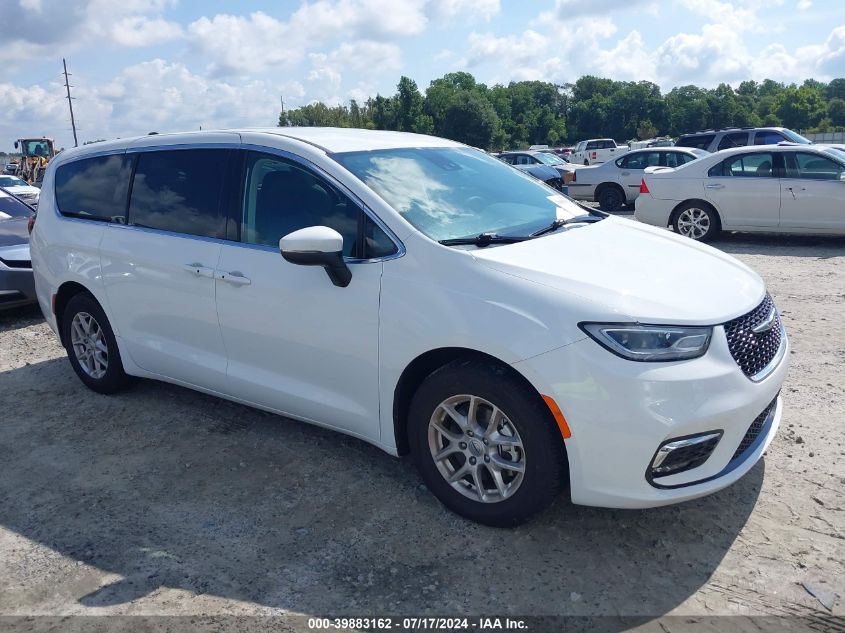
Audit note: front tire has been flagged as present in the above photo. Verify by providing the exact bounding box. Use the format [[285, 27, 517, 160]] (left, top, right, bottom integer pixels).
[[673, 202, 721, 241], [408, 359, 567, 527], [62, 292, 133, 394]]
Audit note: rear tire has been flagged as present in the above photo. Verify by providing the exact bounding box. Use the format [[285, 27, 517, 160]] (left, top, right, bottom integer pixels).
[[598, 185, 624, 212], [408, 359, 567, 527], [62, 292, 133, 394], [672, 201, 721, 241], [583, 159, 589, 166]]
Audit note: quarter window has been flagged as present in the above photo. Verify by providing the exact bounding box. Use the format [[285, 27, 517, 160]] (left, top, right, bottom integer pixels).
[[55, 154, 133, 222], [128, 149, 229, 238], [709, 153, 776, 178]]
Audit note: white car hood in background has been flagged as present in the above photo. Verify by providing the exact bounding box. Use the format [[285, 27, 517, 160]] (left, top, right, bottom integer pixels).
[[471, 217, 765, 325]]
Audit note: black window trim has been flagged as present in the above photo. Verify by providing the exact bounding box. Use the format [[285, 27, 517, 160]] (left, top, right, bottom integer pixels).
[[51, 143, 405, 263]]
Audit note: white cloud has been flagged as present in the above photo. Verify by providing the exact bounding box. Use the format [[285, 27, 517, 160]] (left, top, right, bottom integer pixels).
[[797, 0, 812, 8], [431, 0, 500, 21]]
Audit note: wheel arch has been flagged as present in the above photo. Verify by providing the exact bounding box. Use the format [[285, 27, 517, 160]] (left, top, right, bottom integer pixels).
[[391, 347, 566, 461], [54, 280, 97, 347], [594, 181, 625, 203]]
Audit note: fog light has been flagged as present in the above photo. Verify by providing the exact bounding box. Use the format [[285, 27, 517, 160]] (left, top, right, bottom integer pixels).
[[649, 431, 722, 479]]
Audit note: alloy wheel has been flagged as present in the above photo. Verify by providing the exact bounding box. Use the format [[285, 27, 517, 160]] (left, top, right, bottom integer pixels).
[[428, 394, 525, 503], [677, 207, 711, 239], [70, 311, 109, 379]]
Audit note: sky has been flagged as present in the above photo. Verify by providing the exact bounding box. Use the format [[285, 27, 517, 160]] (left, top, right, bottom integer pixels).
[[1, 0, 844, 152]]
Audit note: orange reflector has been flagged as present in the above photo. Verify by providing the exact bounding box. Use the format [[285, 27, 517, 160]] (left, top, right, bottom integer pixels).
[[542, 395, 572, 439]]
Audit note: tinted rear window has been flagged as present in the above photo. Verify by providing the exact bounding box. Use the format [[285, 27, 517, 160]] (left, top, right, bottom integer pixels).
[[55, 154, 133, 222], [0, 192, 33, 218], [676, 135, 716, 150], [128, 149, 228, 238]]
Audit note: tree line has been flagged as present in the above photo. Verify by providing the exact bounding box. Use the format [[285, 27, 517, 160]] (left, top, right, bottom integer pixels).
[[279, 72, 845, 151]]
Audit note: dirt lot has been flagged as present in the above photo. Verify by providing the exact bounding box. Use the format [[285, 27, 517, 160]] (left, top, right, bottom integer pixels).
[[0, 231, 843, 628]]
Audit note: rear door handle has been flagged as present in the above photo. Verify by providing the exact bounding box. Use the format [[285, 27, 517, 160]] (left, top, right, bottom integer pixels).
[[215, 270, 251, 286], [704, 183, 724, 189], [183, 263, 215, 278]]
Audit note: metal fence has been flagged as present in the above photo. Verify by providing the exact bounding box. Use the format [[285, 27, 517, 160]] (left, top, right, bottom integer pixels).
[[803, 131, 845, 143]]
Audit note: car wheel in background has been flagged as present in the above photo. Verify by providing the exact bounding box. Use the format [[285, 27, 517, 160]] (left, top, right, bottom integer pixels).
[[583, 159, 590, 166], [408, 359, 568, 527], [673, 202, 721, 241], [598, 185, 625, 212], [62, 292, 134, 394]]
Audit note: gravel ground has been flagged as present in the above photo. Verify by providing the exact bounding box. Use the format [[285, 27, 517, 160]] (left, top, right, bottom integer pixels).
[[0, 230, 843, 629]]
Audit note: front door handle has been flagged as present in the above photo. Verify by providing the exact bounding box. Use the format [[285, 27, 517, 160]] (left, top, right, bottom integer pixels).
[[704, 183, 725, 189], [183, 263, 215, 278], [215, 270, 251, 286]]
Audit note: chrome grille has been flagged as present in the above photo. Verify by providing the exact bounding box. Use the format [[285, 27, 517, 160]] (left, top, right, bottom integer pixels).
[[724, 294, 783, 379]]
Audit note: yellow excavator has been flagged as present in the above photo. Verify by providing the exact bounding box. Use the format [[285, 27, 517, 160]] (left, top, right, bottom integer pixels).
[[13, 137, 56, 186]]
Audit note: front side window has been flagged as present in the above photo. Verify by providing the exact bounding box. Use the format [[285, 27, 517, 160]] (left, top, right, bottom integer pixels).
[[241, 151, 396, 259], [786, 152, 845, 180], [55, 154, 133, 222], [709, 152, 776, 178], [333, 147, 588, 242], [128, 149, 228, 238], [514, 155, 536, 166], [754, 131, 786, 145]]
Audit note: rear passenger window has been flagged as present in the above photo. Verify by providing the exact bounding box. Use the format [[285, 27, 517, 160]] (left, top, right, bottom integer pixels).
[[754, 131, 785, 145], [718, 132, 749, 150], [55, 154, 133, 222], [676, 135, 715, 150], [128, 149, 228, 238], [709, 153, 775, 177]]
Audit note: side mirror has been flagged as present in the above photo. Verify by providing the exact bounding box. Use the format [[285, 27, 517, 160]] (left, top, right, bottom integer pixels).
[[14, 141, 19, 149], [279, 226, 352, 288]]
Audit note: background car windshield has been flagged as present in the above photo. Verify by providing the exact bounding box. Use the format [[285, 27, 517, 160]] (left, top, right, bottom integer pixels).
[[535, 153, 565, 166], [782, 130, 812, 144], [0, 176, 27, 187], [0, 190, 33, 218], [333, 147, 584, 241]]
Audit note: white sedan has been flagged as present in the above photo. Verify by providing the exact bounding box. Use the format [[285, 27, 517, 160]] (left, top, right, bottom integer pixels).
[[0, 175, 40, 207], [635, 144, 845, 240], [568, 148, 707, 211]]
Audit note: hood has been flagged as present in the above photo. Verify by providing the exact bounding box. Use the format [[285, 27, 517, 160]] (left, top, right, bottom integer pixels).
[[471, 217, 764, 325], [0, 217, 30, 249], [5, 184, 40, 196], [516, 164, 559, 181]]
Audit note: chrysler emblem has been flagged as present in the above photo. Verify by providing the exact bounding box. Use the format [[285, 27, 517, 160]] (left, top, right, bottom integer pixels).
[[751, 309, 777, 335]]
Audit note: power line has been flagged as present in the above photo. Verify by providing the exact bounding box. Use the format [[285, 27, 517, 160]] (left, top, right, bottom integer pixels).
[[63, 58, 78, 148]]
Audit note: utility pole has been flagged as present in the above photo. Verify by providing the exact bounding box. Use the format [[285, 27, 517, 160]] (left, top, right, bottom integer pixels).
[[63, 58, 78, 147]]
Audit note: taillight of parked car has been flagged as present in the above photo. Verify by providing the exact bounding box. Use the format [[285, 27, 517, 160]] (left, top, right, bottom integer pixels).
[[639, 178, 649, 194], [27, 213, 36, 235]]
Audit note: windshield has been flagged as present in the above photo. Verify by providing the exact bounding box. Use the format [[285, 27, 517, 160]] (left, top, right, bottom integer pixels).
[[333, 147, 587, 241], [534, 153, 566, 166], [0, 176, 27, 187], [782, 129, 812, 144], [822, 147, 845, 163]]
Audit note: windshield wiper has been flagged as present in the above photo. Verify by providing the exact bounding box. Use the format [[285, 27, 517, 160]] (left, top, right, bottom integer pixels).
[[530, 214, 604, 237], [439, 233, 531, 247]]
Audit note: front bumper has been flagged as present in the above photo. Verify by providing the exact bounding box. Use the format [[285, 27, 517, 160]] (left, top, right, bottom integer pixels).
[[512, 325, 789, 509]]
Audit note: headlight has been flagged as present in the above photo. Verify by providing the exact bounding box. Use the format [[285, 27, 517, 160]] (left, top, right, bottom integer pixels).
[[580, 323, 712, 361]]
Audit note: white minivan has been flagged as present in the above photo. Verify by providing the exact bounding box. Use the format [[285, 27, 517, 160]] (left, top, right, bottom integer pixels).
[[31, 128, 788, 525]]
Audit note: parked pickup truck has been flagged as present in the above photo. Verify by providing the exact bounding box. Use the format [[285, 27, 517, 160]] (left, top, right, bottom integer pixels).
[[571, 139, 628, 165]]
